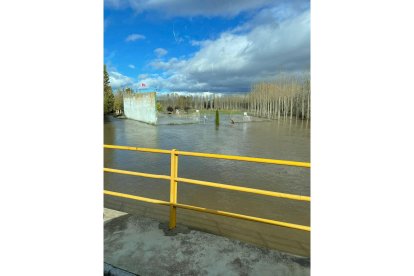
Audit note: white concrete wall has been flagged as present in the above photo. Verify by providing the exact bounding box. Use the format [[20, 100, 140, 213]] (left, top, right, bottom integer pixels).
[[123, 92, 157, 124]]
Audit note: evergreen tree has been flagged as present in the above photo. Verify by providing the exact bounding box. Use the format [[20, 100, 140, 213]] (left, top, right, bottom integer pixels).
[[104, 64, 114, 114], [215, 109, 220, 126]]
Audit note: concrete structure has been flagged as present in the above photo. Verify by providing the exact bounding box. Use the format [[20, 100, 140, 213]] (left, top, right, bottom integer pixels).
[[123, 92, 157, 124], [104, 209, 310, 276]]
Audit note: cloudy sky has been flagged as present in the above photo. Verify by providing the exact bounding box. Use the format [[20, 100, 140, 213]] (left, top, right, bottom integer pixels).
[[104, 0, 310, 92]]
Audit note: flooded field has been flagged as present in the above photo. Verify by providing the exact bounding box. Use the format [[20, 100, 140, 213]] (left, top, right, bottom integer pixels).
[[104, 115, 310, 256]]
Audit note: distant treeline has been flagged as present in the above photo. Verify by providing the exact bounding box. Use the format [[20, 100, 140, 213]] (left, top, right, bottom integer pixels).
[[105, 64, 310, 120], [157, 73, 310, 120]]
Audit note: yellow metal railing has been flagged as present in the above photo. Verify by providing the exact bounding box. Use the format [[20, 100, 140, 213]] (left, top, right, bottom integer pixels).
[[104, 144, 311, 232]]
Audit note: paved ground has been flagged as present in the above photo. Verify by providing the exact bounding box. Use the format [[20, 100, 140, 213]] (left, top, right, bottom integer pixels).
[[104, 209, 310, 276]]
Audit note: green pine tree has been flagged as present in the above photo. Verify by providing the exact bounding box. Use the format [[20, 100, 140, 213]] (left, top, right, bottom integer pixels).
[[215, 109, 220, 126], [104, 64, 114, 114]]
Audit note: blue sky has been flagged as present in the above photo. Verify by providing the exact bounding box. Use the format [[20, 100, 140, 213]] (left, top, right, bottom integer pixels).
[[104, 0, 310, 93]]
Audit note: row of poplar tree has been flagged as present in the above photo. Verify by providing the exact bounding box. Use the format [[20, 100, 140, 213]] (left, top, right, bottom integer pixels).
[[156, 73, 310, 120]]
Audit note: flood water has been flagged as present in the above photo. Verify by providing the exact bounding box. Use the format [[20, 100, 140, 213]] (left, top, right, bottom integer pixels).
[[104, 115, 310, 256]]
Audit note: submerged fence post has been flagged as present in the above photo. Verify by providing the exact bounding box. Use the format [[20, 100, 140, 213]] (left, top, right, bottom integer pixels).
[[169, 149, 178, 229]]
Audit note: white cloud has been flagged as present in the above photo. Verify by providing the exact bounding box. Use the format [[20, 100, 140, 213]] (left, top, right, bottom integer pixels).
[[106, 3, 310, 92], [128, 64, 135, 69], [109, 71, 133, 89], [125, 34, 145, 42], [140, 9, 309, 92], [154, 48, 168, 58]]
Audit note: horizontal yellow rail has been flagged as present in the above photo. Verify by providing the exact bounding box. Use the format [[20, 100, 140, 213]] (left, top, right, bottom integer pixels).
[[175, 177, 310, 202], [104, 168, 171, 180], [104, 190, 310, 232], [103, 168, 309, 202], [103, 144, 310, 168], [104, 144, 171, 154], [104, 144, 310, 232], [104, 190, 170, 205], [175, 202, 310, 232], [175, 150, 310, 168]]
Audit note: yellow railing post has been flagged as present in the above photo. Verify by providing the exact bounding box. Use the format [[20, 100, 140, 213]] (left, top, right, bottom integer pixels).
[[104, 144, 311, 232], [169, 149, 178, 229]]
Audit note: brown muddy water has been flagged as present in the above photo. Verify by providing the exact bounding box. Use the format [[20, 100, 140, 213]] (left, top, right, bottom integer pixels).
[[104, 115, 310, 256]]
